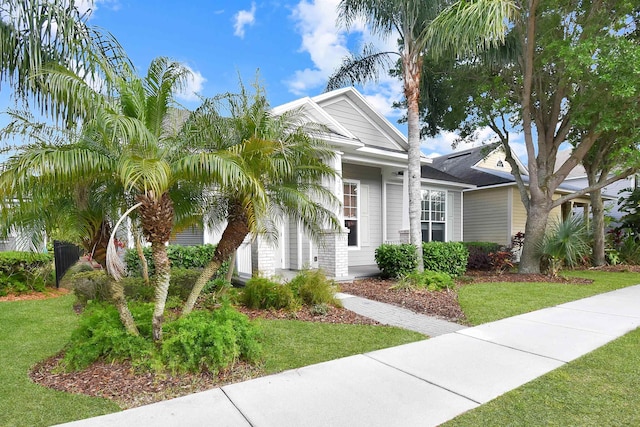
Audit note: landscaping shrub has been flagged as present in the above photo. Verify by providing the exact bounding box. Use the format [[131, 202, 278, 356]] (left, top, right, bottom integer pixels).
[[288, 270, 342, 308], [161, 303, 262, 374], [422, 242, 468, 277], [125, 244, 229, 278], [0, 251, 54, 295], [540, 217, 591, 276], [463, 242, 501, 270], [241, 277, 298, 310], [70, 268, 217, 308], [71, 270, 111, 305], [394, 270, 454, 291], [63, 301, 262, 375], [375, 244, 418, 278], [489, 251, 515, 274], [63, 302, 154, 371]]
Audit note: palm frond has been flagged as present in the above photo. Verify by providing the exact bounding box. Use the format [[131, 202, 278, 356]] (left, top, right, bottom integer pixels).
[[427, 0, 520, 60], [326, 44, 397, 91]]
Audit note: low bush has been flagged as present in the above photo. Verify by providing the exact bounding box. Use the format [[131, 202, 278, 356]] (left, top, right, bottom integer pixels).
[[161, 303, 262, 374], [241, 277, 298, 310], [288, 270, 342, 308], [463, 242, 502, 271], [375, 244, 418, 278], [489, 251, 515, 274], [422, 242, 468, 277], [71, 271, 111, 306], [394, 270, 454, 291], [63, 301, 262, 374], [0, 251, 54, 296], [63, 302, 154, 371]]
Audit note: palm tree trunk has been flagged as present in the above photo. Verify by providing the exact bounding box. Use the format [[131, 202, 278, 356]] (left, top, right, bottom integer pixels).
[[183, 214, 250, 316], [131, 225, 150, 284], [108, 277, 139, 335], [404, 51, 424, 272], [225, 251, 236, 282], [151, 240, 171, 342]]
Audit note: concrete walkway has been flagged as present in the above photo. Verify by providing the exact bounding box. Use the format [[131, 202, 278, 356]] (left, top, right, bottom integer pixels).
[[58, 285, 640, 427], [336, 292, 467, 336]]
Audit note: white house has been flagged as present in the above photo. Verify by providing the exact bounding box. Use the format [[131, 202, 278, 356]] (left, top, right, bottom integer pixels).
[[178, 87, 474, 279]]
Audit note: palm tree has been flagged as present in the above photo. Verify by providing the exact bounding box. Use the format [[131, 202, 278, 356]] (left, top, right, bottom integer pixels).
[[327, 0, 515, 271], [182, 81, 341, 315], [1, 57, 248, 341], [0, 0, 126, 125]]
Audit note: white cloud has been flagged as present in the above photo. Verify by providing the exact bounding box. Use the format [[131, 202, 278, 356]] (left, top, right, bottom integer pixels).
[[176, 65, 206, 102], [288, 0, 403, 123], [234, 3, 257, 38]]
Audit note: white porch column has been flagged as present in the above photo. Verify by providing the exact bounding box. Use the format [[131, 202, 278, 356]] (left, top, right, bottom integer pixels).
[[399, 169, 410, 243], [317, 151, 349, 278], [251, 235, 275, 278]]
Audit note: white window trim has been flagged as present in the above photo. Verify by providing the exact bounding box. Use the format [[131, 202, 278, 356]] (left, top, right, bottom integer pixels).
[[420, 188, 448, 242], [344, 179, 360, 250]]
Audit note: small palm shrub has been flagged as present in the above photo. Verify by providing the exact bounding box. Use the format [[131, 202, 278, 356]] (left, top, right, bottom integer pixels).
[[375, 244, 418, 278], [288, 270, 342, 308], [393, 270, 454, 291], [241, 277, 298, 310], [540, 216, 591, 276]]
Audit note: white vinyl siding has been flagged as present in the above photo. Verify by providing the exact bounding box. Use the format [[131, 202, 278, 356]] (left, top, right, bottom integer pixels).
[[322, 100, 401, 151], [342, 163, 382, 266], [385, 183, 403, 243], [170, 226, 204, 246], [464, 187, 510, 245]]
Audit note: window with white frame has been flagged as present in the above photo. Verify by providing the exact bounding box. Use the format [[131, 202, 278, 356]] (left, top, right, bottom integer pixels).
[[421, 190, 446, 242], [343, 180, 359, 247]]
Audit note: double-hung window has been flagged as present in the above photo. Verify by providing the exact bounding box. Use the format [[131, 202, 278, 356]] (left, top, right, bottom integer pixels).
[[421, 190, 446, 242], [343, 180, 359, 247]]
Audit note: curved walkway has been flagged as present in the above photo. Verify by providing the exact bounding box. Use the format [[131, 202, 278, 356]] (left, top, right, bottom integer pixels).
[[336, 292, 467, 336], [58, 285, 640, 427]]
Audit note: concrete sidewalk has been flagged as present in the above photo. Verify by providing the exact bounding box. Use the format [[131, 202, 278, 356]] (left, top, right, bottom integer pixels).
[[58, 285, 640, 427]]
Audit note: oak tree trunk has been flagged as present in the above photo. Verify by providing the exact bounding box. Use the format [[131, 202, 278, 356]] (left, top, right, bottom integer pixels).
[[519, 199, 551, 274], [590, 187, 606, 266]]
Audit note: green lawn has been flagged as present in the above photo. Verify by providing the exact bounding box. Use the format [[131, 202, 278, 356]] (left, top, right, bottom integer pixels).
[[445, 327, 640, 426], [1, 294, 424, 426], [458, 270, 640, 325], [0, 295, 119, 427]]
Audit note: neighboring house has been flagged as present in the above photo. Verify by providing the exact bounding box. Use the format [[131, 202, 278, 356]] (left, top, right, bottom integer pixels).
[[430, 143, 596, 247], [556, 149, 635, 222], [178, 87, 473, 278]]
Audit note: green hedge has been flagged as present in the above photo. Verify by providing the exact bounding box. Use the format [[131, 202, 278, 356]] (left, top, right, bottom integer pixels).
[[124, 244, 228, 278], [422, 242, 468, 277], [0, 251, 54, 296], [375, 244, 419, 278], [69, 268, 221, 307]]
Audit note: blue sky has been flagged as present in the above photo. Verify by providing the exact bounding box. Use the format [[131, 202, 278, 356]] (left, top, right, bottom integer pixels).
[[1, 0, 526, 158]]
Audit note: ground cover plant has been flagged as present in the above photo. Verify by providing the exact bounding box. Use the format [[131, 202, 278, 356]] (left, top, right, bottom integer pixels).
[[445, 327, 640, 426]]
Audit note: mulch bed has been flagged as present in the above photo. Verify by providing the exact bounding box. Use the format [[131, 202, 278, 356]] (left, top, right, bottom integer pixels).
[[340, 278, 467, 323]]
